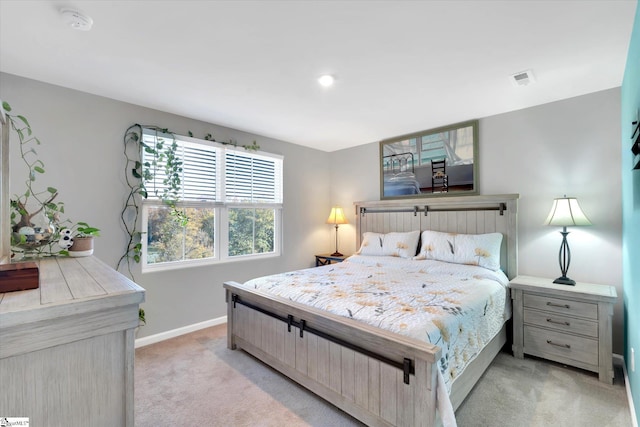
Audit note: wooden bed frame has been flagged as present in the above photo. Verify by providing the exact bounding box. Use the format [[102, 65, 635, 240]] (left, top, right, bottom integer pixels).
[[224, 194, 519, 427]]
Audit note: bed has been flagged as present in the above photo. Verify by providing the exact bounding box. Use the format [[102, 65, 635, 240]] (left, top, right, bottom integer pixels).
[[224, 194, 519, 427]]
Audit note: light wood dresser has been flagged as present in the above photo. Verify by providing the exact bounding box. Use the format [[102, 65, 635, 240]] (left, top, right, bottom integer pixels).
[[510, 275, 617, 384], [0, 256, 145, 426]]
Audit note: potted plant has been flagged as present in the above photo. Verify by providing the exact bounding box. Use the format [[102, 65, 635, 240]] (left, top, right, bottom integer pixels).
[[60, 222, 100, 257]]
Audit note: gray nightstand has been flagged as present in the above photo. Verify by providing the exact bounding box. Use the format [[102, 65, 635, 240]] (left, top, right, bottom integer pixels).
[[315, 253, 347, 266], [509, 275, 617, 383]]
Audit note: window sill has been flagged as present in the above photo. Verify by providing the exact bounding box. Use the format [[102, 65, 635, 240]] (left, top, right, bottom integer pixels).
[[141, 252, 281, 274]]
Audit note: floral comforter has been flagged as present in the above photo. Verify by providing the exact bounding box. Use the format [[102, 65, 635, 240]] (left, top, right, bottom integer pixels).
[[240, 255, 511, 393]]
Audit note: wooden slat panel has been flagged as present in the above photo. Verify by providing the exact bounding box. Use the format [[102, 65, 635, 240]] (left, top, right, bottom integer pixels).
[[243, 306, 254, 343], [476, 211, 486, 233], [234, 304, 245, 341], [383, 212, 390, 233], [495, 212, 509, 274], [341, 347, 356, 402], [276, 319, 286, 363], [1, 286, 42, 311], [428, 211, 440, 231], [484, 211, 495, 233], [368, 358, 381, 416], [260, 313, 268, 353], [307, 333, 318, 381], [388, 212, 397, 233], [329, 341, 342, 393], [57, 258, 106, 299], [76, 257, 138, 293], [284, 324, 296, 368], [465, 210, 477, 234], [266, 316, 278, 357], [380, 363, 397, 424], [455, 211, 466, 233], [296, 329, 308, 375], [40, 260, 72, 304], [397, 370, 415, 427], [414, 358, 436, 427], [354, 353, 369, 409], [251, 309, 260, 346], [317, 336, 331, 388]]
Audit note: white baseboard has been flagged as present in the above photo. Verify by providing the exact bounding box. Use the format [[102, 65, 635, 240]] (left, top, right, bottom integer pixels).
[[614, 353, 638, 427], [135, 316, 227, 349]]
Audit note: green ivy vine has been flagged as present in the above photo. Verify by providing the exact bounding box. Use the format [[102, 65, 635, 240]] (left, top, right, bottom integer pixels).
[[117, 124, 259, 279], [3, 101, 97, 259]]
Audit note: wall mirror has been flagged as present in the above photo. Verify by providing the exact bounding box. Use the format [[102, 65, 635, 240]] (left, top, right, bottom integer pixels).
[[380, 120, 479, 199]]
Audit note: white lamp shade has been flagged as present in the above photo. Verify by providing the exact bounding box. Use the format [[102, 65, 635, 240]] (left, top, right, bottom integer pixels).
[[326, 207, 348, 225], [544, 197, 592, 227]]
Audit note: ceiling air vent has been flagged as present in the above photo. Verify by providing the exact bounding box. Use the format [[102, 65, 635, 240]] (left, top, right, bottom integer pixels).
[[510, 70, 536, 87]]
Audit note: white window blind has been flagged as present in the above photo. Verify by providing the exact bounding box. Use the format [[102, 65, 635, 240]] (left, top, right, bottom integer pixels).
[[142, 131, 219, 202], [182, 141, 218, 201], [225, 150, 283, 204], [142, 129, 282, 205]]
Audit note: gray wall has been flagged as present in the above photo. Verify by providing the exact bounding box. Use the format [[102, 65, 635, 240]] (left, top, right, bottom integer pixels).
[[329, 88, 624, 353], [2, 72, 624, 353], [1, 72, 332, 338]]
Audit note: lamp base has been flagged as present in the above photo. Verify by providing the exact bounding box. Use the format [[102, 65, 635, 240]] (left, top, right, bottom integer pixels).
[[553, 276, 576, 286], [330, 251, 343, 257]]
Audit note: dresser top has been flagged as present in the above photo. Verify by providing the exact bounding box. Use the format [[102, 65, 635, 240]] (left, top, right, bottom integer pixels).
[[509, 275, 617, 302], [0, 256, 145, 327]]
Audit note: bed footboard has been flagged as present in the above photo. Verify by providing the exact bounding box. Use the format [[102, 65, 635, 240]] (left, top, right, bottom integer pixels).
[[225, 282, 443, 427]]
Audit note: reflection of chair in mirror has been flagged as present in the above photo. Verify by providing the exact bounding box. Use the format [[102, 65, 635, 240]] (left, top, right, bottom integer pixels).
[[431, 159, 448, 193]]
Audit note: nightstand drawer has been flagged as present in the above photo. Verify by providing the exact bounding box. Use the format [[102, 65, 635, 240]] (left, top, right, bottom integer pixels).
[[524, 293, 597, 320], [524, 325, 598, 366], [524, 309, 598, 338]]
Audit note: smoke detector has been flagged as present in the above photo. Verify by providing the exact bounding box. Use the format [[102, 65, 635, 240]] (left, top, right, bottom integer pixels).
[[509, 69, 536, 87], [60, 8, 93, 31]]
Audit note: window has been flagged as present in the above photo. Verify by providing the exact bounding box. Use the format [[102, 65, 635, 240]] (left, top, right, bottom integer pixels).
[[140, 129, 283, 272]]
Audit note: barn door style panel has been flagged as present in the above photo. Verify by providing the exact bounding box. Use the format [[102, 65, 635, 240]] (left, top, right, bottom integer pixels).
[[227, 292, 438, 427]]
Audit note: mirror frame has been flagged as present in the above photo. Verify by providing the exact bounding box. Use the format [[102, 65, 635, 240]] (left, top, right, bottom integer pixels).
[[379, 120, 479, 200], [1, 109, 10, 264]]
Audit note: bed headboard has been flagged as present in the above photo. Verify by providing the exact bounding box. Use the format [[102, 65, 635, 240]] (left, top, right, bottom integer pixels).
[[354, 194, 519, 279]]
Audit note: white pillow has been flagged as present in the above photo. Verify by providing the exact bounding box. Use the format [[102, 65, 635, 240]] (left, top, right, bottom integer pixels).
[[415, 230, 503, 271], [357, 231, 420, 259]]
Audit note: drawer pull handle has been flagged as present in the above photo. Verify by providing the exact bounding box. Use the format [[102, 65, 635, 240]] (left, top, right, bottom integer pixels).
[[546, 302, 570, 309], [546, 318, 570, 326], [546, 339, 571, 349]]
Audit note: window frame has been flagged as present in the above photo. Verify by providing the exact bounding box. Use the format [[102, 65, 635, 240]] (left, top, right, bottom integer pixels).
[[139, 132, 283, 273]]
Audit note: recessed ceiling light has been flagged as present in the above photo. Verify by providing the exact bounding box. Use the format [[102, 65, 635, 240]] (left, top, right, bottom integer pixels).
[[60, 8, 94, 31], [318, 74, 335, 87]]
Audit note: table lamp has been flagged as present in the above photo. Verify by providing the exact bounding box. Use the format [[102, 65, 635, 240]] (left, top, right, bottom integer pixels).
[[326, 206, 348, 256], [544, 196, 592, 285]]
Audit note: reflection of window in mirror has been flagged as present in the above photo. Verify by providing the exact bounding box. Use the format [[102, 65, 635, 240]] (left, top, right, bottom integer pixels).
[[420, 126, 474, 166], [452, 126, 474, 164], [384, 126, 475, 168]]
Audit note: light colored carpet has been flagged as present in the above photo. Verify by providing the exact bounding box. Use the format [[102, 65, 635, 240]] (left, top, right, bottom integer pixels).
[[135, 324, 631, 426]]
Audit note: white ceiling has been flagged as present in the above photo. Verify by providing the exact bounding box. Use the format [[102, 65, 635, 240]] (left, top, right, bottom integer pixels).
[[0, 1, 636, 152]]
